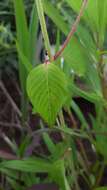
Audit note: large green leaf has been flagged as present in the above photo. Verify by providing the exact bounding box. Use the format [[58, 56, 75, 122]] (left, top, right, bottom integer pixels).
[[66, 0, 99, 33], [0, 158, 70, 190], [43, 0, 96, 76], [27, 63, 68, 126], [43, 0, 97, 58], [64, 14, 98, 61], [66, 0, 107, 46], [62, 37, 89, 75]]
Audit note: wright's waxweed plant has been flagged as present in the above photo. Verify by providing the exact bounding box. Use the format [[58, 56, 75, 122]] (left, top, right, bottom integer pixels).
[[0, 0, 107, 190]]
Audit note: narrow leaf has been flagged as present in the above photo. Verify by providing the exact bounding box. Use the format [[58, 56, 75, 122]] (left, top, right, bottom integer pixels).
[[0, 158, 51, 173]]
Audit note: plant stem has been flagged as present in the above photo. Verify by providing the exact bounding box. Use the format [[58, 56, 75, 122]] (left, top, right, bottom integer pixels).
[[35, 0, 52, 60], [94, 162, 105, 188], [59, 110, 66, 140], [99, 53, 107, 100], [54, 0, 88, 61], [66, 108, 77, 128], [66, 108, 89, 170]]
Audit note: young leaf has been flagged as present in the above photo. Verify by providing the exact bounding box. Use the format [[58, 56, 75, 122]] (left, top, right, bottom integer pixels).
[[27, 63, 68, 126]]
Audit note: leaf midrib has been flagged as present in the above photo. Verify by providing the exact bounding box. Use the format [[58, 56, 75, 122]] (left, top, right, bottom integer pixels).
[[45, 65, 52, 124]]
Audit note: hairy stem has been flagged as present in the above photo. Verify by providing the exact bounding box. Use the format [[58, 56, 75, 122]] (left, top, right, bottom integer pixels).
[[54, 0, 88, 61], [35, 0, 52, 60]]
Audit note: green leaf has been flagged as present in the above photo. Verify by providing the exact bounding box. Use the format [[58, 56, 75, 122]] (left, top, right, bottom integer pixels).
[[13, 0, 29, 56], [16, 41, 32, 72], [66, 0, 99, 33], [43, 0, 99, 77], [0, 168, 18, 180], [0, 158, 51, 173], [13, 0, 30, 122], [40, 121, 56, 154], [71, 100, 88, 128], [66, 0, 107, 46], [61, 5, 98, 61], [85, 63, 102, 95], [71, 83, 104, 104], [42, 132, 56, 154], [50, 160, 70, 190], [62, 37, 89, 75], [97, 0, 107, 47], [94, 187, 107, 190], [43, 0, 69, 35], [7, 177, 24, 190], [51, 142, 69, 161], [27, 63, 68, 126]]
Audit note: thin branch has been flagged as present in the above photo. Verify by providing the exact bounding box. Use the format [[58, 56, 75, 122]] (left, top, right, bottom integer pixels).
[[0, 121, 22, 130], [53, 0, 88, 61], [30, 127, 107, 139], [0, 80, 22, 117]]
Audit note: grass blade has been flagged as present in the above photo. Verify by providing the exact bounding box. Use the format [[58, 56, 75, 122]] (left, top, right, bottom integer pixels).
[[13, 0, 30, 123]]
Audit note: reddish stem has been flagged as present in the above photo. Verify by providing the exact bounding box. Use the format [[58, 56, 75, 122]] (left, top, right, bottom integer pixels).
[[53, 0, 88, 61]]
